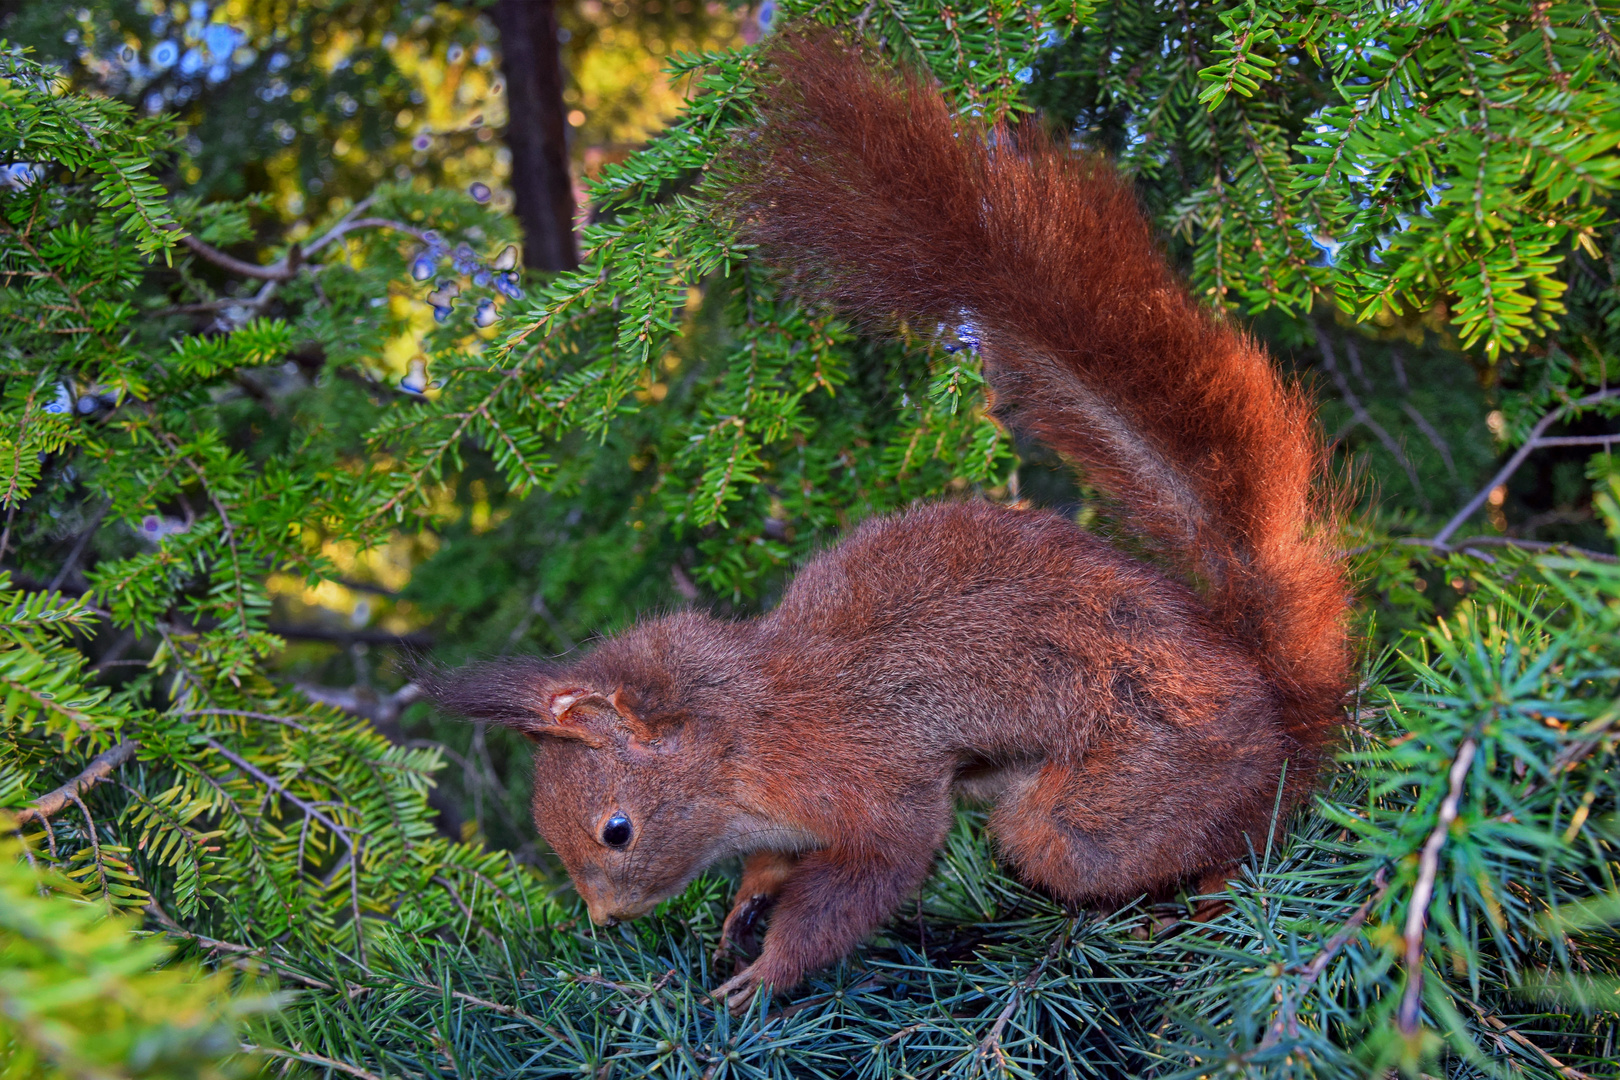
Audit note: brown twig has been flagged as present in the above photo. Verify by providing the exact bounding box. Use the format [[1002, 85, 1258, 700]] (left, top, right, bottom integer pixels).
[[387, 971, 566, 1041], [242, 1044, 390, 1080], [180, 234, 296, 280], [157, 435, 252, 637], [147, 901, 339, 990], [11, 740, 139, 828], [979, 930, 1068, 1069], [1349, 535, 1620, 565], [201, 738, 348, 839], [175, 708, 312, 732], [1399, 732, 1479, 1035], [301, 216, 431, 257], [1316, 326, 1432, 513], [882, 1021, 928, 1046], [46, 500, 110, 592], [1518, 709, 1618, 802], [1263, 867, 1390, 1047], [0, 500, 16, 565], [1435, 389, 1620, 547], [176, 195, 426, 286], [1400, 401, 1459, 483], [433, 874, 498, 943], [1464, 998, 1594, 1080], [567, 968, 678, 1004], [269, 624, 435, 647]]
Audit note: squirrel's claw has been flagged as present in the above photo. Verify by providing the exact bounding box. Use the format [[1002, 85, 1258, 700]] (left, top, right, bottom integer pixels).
[[712, 965, 765, 1014]]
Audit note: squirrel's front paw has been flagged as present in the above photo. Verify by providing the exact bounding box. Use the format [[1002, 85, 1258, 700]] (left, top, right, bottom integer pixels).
[[717, 891, 775, 965]]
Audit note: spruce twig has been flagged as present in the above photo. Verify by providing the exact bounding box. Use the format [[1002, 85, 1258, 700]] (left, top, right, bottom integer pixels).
[[11, 740, 139, 828], [1263, 866, 1390, 1047]]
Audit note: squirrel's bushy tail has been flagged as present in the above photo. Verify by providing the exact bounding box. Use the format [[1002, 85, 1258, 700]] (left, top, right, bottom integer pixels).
[[729, 29, 1351, 782]]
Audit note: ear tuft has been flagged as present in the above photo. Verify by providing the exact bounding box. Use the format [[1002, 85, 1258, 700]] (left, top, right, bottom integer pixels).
[[414, 658, 558, 735]]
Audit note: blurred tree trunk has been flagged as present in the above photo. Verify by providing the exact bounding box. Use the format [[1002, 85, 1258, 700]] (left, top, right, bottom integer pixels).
[[489, 0, 578, 272]]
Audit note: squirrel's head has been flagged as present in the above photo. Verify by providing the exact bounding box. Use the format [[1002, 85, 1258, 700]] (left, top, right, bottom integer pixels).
[[419, 616, 746, 925]]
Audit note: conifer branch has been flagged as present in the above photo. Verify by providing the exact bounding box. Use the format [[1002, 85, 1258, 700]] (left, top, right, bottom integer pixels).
[[1465, 999, 1595, 1080], [1362, 535, 1620, 565], [1263, 867, 1390, 1047], [11, 740, 139, 828], [1435, 389, 1620, 546], [243, 1044, 389, 1080], [978, 930, 1069, 1069], [1399, 731, 1479, 1035]]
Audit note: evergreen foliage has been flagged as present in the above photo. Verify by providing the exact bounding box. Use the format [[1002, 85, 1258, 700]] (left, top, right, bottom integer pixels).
[[0, 0, 1617, 1077], [0, 824, 263, 1080]]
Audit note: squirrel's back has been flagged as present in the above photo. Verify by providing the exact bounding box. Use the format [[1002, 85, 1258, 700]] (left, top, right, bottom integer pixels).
[[762, 500, 1281, 762]]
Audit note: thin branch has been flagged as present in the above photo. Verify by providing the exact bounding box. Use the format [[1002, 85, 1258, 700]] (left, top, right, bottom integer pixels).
[[1399, 732, 1479, 1035], [293, 682, 421, 724], [0, 500, 16, 565], [1527, 435, 1620, 449], [433, 874, 498, 943], [504, 589, 576, 654], [1464, 998, 1595, 1080], [268, 624, 434, 647], [1315, 326, 1432, 513], [146, 901, 330, 985], [67, 789, 112, 914], [567, 968, 678, 1004], [175, 708, 312, 732], [151, 298, 243, 316], [158, 435, 251, 635], [46, 500, 111, 592], [88, 629, 136, 673], [1263, 867, 1390, 1047], [180, 234, 297, 280], [243, 1045, 389, 1080], [979, 928, 1069, 1069], [175, 195, 426, 287], [1351, 535, 1620, 565], [335, 577, 400, 599], [301, 216, 430, 258], [1435, 389, 1620, 546], [201, 737, 349, 840], [11, 740, 139, 828], [1520, 710, 1619, 801], [200, 735, 368, 965], [1400, 402, 1458, 482]]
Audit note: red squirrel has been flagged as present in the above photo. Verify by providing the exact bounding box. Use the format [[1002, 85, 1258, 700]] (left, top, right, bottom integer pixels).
[[423, 29, 1350, 1011]]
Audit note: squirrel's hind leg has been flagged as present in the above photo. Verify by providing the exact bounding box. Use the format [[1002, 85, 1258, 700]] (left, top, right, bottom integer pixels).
[[989, 723, 1288, 905]]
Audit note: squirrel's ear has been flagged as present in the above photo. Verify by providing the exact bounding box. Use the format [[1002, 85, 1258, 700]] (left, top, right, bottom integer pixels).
[[547, 686, 659, 745]]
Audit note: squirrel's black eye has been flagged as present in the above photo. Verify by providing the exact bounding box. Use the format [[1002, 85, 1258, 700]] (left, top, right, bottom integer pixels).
[[601, 813, 633, 849]]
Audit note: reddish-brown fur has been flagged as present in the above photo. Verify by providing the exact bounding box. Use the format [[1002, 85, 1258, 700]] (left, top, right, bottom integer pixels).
[[423, 29, 1350, 1009]]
